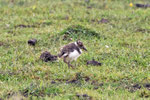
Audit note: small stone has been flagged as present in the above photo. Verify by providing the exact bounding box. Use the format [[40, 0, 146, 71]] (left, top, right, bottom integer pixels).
[[105, 45, 109, 48]]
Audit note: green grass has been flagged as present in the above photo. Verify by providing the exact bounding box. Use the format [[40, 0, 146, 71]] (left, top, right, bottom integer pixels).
[[0, 0, 150, 99]]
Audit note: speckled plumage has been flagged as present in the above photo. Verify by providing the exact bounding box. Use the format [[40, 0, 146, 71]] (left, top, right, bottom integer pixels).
[[58, 40, 87, 68]]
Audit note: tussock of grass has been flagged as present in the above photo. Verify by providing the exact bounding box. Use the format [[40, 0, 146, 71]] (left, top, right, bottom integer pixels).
[[60, 25, 100, 40]]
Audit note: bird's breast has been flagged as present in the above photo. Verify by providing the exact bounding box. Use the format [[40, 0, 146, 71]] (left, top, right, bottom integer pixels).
[[68, 49, 81, 60]]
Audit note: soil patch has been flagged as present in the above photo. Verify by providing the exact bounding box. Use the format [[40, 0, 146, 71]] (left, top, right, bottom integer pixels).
[[40, 51, 57, 62], [136, 4, 150, 8], [87, 59, 102, 66], [0, 42, 4, 46], [76, 94, 92, 100], [143, 83, 150, 90], [98, 18, 109, 24], [15, 21, 52, 28], [21, 83, 61, 97], [28, 39, 37, 46]]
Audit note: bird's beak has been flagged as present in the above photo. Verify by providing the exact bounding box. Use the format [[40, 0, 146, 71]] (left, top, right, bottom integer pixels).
[[83, 46, 87, 51]]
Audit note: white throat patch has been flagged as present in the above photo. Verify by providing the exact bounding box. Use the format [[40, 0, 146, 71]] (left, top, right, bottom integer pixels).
[[74, 42, 78, 46]]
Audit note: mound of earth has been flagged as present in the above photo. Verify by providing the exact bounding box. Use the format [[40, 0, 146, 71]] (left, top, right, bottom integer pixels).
[[60, 25, 100, 40]]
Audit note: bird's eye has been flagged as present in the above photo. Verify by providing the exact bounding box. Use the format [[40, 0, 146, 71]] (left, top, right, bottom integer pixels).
[[79, 42, 82, 45], [79, 44, 82, 46]]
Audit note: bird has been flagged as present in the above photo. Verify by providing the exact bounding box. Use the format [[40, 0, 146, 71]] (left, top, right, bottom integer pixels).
[[58, 40, 87, 68]]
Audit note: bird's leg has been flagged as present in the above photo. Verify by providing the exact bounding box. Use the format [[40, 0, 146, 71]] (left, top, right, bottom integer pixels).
[[69, 59, 76, 68], [75, 62, 77, 67], [68, 61, 75, 68], [74, 58, 78, 67], [63, 57, 74, 68]]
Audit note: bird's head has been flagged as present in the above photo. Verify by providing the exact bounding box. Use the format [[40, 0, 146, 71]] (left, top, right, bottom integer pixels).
[[76, 40, 87, 51]]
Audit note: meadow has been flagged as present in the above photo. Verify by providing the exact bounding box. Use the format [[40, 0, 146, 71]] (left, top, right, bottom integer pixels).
[[0, 0, 150, 99]]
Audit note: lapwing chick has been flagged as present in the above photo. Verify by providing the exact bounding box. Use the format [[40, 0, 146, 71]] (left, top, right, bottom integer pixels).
[[58, 40, 87, 68]]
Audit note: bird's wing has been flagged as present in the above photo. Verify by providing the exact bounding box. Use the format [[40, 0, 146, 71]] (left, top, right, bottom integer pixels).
[[58, 47, 69, 58], [58, 43, 75, 58]]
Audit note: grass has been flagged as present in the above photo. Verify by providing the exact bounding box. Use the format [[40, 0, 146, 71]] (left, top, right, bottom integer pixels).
[[0, 0, 150, 99]]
